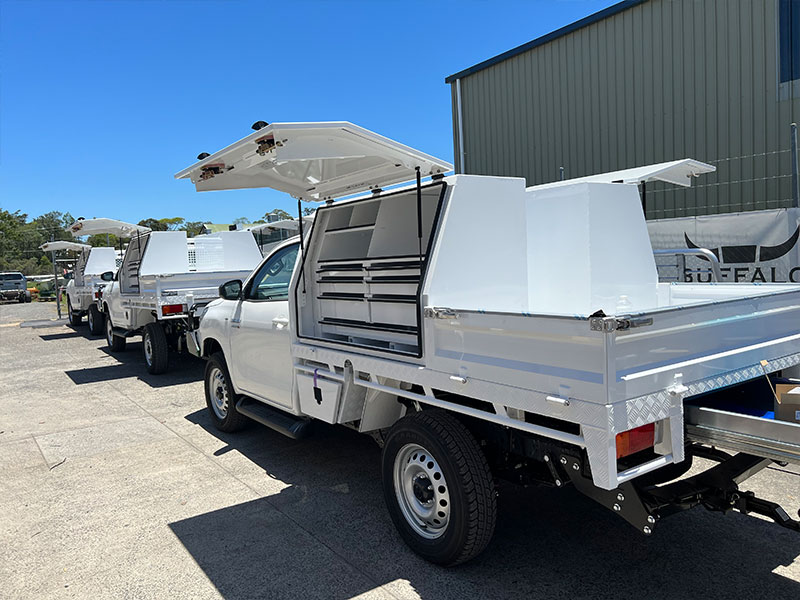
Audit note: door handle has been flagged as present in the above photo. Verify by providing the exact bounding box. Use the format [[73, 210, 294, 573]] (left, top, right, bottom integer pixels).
[[272, 317, 289, 330], [230, 317, 241, 328]]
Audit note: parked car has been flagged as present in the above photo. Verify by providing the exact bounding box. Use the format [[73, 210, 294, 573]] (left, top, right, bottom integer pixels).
[[178, 121, 800, 565], [0, 271, 30, 303]]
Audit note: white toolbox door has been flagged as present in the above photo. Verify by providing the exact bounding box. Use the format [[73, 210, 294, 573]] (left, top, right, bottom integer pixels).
[[175, 121, 452, 201]]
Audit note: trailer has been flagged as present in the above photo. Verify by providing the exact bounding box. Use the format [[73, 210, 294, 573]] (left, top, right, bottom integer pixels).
[[102, 229, 262, 374], [177, 122, 800, 565]]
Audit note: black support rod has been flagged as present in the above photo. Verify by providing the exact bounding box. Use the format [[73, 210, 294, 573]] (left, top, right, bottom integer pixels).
[[297, 198, 306, 293], [415, 167, 423, 259]]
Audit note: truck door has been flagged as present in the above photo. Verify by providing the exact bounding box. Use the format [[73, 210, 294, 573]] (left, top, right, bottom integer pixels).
[[229, 243, 299, 409]]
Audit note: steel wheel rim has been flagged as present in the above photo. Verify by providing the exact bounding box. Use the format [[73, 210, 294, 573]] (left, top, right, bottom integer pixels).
[[143, 332, 153, 366], [106, 316, 113, 345], [88, 308, 94, 329], [393, 443, 451, 539], [208, 367, 229, 419]]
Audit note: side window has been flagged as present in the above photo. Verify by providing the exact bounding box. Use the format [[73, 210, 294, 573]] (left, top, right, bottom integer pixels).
[[246, 244, 299, 301]]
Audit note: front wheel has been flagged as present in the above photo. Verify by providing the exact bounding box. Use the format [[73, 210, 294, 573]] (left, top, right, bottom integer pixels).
[[382, 410, 497, 566], [88, 304, 104, 336], [204, 352, 248, 432]]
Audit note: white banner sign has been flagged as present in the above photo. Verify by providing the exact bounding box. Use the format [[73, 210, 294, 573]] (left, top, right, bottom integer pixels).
[[647, 208, 800, 283]]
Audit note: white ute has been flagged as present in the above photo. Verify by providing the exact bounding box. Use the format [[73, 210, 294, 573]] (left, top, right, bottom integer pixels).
[[56, 219, 149, 335], [178, 121, 800, 565], [101, 228, 262, 374]]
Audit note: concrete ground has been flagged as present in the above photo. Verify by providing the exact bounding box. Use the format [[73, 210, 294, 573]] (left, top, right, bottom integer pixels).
[[0, 301, 799, 600]]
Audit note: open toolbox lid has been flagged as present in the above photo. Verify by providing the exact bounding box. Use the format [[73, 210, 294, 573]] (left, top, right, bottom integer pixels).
[[245, 216, 314, 234], [40, 241, 91, 253], [69, 218, 151, 238], [528, 158, 715, 191], [174, 122, 453, 201]]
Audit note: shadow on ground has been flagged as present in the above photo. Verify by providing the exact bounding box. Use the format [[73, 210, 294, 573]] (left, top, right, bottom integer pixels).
[[39, 331, 83, 341], [63, 344, 204, 388], [171, 409, 800, 600]]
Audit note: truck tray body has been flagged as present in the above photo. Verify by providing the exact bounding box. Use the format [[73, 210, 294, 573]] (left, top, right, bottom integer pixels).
[[288, 174, 800, 490]]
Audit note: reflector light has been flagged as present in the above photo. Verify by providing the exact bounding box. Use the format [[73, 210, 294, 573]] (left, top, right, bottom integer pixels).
[[616, 423, 655, 459], [162, 304, 185, 315]]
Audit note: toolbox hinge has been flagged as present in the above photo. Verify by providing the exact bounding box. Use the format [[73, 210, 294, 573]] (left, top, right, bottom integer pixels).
[[590, 315, 653, 332]]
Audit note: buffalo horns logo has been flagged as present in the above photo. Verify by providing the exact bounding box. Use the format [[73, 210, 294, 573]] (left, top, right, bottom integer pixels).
[[685, 225, 800, 263]]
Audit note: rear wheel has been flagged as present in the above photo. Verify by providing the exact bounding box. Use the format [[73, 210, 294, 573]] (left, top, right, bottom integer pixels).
[[204, 352, 248, 432], [67, 297, 82, 325], [88, 304, 104, 336], [382, 410, 497, 566], [105, 312, 126, 352], [142, 322, 169, 374]]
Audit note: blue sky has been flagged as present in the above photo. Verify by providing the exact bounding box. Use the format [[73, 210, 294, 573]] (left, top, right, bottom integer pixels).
[[1, 0, 616, 225]]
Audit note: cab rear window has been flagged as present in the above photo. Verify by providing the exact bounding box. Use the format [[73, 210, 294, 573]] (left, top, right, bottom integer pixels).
[[0, 274, 23, 281]]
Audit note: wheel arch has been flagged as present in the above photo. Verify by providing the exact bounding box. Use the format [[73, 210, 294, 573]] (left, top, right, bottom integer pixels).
[[203, 337, 223, 359]]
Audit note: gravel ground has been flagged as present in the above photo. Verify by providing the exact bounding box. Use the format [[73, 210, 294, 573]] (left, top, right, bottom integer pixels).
[[0, 301, 798, 599]]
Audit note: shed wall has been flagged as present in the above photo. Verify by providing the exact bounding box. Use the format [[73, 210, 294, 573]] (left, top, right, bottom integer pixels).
[[451, 0, 800, 219]]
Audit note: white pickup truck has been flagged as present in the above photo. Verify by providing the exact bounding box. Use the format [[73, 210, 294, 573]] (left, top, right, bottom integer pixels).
[[102, 229, 262, 374], [65, 218, 151, 334], [63, 245, 117, 334], [177, 122, 800, 565]]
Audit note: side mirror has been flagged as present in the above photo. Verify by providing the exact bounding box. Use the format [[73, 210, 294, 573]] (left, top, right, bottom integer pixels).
[[101, 271, 114, 282], [219, 279, 243, 300]]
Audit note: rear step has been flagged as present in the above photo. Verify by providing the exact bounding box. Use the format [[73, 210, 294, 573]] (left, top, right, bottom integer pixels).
[[236, 398, 311, 440]]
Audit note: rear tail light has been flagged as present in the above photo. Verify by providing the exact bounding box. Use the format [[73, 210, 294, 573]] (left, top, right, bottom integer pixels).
[[94, 292, 100, 299], [162, 304, 186, 315], [616, 423, 655, 459]]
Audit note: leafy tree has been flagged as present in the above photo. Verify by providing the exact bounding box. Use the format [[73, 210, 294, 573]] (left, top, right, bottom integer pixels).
[[232, 216, 251, 226], [261, 209, 293, 222], [138, 218, 169, 231], [182, 221, 205, 237], [159, 217, 185, 231], [302, 206, 317, 217], [87, 233, 120, 247]]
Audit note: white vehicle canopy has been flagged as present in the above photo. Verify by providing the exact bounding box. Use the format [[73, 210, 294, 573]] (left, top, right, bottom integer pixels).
[[68, 218, 151, 237], [40, 241, 91, 253], [175, 121, 453, 200]]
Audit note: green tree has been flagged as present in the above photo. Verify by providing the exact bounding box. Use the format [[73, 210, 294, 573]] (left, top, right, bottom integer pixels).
[[87, 233, 120, 247], [182, 221, 205, 237], [138, 218, 169, 231], [261, 209, 293, 222], [159, 217, 185, 231]]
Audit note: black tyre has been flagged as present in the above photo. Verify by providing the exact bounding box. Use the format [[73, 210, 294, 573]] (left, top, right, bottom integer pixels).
[[18, 293, 25, 304], [67, 297, 82, 325], [105, 311, 127, 352], [204, 352, 248, 432], [142, 322, 169, 374], [88, 304, 104, 336], [382, 410, 497, 566]]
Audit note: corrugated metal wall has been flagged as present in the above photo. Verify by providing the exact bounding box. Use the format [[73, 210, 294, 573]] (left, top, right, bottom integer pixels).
[[451, 0, 800, 219]]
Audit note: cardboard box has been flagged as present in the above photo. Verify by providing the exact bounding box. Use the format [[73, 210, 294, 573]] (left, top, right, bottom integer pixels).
[[775, 383, 800, 424]]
